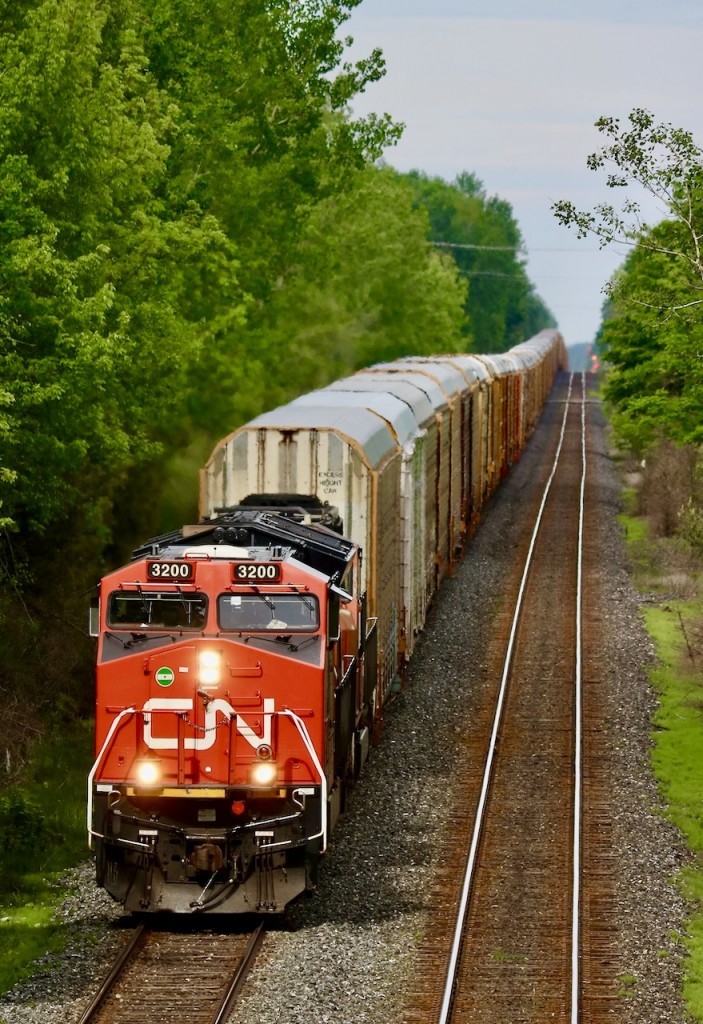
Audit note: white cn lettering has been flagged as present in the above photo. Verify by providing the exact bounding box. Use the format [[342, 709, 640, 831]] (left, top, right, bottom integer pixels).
[[142, 697, 274, 752], [235, 698, 274, 750]]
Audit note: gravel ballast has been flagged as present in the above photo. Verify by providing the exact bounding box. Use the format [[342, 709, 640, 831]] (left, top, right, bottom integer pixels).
[[0, 391, 689, 1024]]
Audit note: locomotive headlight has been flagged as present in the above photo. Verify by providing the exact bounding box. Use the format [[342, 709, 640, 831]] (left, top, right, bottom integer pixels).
[[198, 649, 222, 685], [135, 759, 161, 786], [251, 761, 278, 787]]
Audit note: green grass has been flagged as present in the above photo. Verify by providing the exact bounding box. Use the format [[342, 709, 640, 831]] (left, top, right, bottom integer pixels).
[[647, 602, 703, 848], [617, 972, 637, 998], [0, 720, 94, 994], [616, 491, 703, 1019], [638, 592, 703, 1018], [0, 901, 71, 996]]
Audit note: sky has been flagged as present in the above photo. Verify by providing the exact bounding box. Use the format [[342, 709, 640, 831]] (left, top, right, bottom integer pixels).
[[343, 0, 703, 348]]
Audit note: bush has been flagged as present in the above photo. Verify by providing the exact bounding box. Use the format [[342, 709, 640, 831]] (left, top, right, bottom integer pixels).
[[679, 498, 703, 557], [0, 790, 48, 857], [638, 440, 700, 538]]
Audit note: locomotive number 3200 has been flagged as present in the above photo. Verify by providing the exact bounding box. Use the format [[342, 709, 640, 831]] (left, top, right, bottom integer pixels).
[[233, 563, 281, 581], [146, 561, 194, 580]]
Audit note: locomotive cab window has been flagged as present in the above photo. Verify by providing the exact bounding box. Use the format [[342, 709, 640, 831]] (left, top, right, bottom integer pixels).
[[108, 592, 208, 630], [218, 592, 319, 632]]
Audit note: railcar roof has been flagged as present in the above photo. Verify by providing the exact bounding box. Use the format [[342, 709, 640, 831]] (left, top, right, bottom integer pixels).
[[292, 388, 420, 446], [475, 353, 524, 376], [354, 368, 448, 413], [249, 403, 398, 468], [509, 337, 555, 367], [379, 357, 470, 398], [435, 354, 493, 385], [328, 375, 435, 425]]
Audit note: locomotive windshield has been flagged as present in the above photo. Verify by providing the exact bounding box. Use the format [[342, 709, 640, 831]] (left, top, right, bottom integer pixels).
[[108, 592, 207, 630], [218, 592, 319, 632]]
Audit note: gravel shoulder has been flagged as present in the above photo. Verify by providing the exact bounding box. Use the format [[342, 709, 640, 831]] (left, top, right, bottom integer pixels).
[[0, 389, 689, 1024]]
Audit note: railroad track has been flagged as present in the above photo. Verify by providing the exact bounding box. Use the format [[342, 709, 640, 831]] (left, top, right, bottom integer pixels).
[[77, 919, 265, 1024], [405, 372, 618, 1023]]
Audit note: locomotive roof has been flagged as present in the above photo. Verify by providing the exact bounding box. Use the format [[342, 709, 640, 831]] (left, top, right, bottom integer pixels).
[[131, 510, 356, 584]]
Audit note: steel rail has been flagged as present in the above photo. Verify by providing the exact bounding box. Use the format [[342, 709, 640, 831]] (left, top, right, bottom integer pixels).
[[570, 373, 587, 1023], [438, 374, 584, 1023], [210, 920, 266, 1024], [76, 922, 146, 1024], [77, 920, 264, 1024]]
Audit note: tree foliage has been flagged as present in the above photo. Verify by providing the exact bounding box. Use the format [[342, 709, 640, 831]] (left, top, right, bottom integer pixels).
[[404, 170, 555, 352], [0, 0, 236, 537], [255, 167, 468, 405], [553, 109, 703, 454]]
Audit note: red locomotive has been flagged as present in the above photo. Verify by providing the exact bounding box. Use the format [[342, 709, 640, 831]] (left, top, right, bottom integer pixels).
[[88, 329, 568, 914], [89, 510, 373, 913]]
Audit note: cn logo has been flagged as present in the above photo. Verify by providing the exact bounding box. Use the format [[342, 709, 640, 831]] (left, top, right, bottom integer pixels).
[[142, 697, 274, 752]]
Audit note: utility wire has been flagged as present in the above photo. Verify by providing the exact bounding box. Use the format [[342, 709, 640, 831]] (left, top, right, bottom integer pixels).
[[432, 241, 601, 253]]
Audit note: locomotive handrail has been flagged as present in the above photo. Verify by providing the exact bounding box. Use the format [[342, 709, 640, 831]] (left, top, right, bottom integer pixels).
[[278, 708, 329, 851], [87, 705, 137, 847]]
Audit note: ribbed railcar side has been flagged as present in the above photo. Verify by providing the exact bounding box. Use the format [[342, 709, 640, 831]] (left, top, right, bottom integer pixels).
[[390, 358, 475, 563], [358, 365, 454, 590], [323, 374, 436, 651], [475, 353, 521, 479], [292, 388, 425, 664], [340, 370, 444, 607], [510, 329, 566, 439], [441, 355, 494, 527]]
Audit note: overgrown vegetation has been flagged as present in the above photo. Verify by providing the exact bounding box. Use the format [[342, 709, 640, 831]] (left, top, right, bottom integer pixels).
[[0, 722, 93, 994], [619, 454, 703, 1020]]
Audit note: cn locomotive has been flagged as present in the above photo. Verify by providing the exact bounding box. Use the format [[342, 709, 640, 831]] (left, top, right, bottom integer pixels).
[[88, 329, 567, 914]]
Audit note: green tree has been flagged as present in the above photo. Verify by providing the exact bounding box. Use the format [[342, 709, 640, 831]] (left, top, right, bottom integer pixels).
[[251, 166, 467, 406], [553, 109, 703, 452], [553, 108, 703, 320], [404, 170, 554, 352], [0, 0, 238, 537], [0, 0, 244, 740], [138, 0, 403, 437]]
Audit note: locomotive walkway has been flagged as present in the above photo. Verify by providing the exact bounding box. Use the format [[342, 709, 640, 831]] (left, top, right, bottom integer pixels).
[[404, 373, 618, 1024]]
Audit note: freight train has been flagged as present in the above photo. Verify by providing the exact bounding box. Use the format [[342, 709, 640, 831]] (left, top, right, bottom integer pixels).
[[87, 328, 567, 914]]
